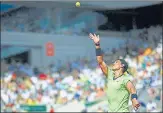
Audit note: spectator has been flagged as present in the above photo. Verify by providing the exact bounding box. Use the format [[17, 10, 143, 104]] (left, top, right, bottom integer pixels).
[[146, 100, 157, 112], [49, 106, 55, 113]]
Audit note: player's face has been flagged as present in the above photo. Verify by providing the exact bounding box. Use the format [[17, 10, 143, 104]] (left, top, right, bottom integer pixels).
[[112, 60, 122, 70]]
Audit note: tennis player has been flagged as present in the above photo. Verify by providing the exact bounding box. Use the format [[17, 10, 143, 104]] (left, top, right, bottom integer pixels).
[[89, 33, 140, 112]]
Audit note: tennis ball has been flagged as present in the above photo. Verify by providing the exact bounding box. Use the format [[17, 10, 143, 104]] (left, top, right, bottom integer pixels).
[[76, 2, 80, 7]]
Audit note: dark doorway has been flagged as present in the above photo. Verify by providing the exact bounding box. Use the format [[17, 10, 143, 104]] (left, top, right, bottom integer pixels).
[[4, 51, 30, 64]]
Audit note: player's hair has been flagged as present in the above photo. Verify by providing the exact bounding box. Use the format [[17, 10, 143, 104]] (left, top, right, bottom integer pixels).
[[118, 59, 128, 73]]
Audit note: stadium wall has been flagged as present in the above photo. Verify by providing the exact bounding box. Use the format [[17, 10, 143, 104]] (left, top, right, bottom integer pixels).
[[1, 32, 127, 67]]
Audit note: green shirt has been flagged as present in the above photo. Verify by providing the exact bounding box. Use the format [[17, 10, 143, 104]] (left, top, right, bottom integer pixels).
[[107, 68, 131, 112]]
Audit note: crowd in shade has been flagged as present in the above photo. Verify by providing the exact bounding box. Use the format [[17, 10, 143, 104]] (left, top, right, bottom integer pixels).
[[1, 7, 106, 35], [1, 25, 162, 112]]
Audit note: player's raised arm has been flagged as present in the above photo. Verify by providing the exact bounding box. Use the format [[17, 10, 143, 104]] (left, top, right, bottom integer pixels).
[[89, 33, 108, 76]]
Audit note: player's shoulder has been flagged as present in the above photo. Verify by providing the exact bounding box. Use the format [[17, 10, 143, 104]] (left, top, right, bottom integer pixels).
[[123, 72, 133, 81], [122, 72, 133, 85], [107, 66, 112, 71], [107, 66, 114, 79], [107, 66, 114, 74]]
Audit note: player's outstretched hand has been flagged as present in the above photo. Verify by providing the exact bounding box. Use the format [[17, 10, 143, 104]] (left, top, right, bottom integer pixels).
[[89, 33, 100, 44]]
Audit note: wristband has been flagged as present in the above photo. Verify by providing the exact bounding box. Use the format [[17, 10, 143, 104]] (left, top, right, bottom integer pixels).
[[131, 94, 138, 100], [96, 48, 102, 56]]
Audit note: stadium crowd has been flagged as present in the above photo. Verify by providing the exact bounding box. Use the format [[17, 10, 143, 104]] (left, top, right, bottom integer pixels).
[[1, 25, 162, 112]]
